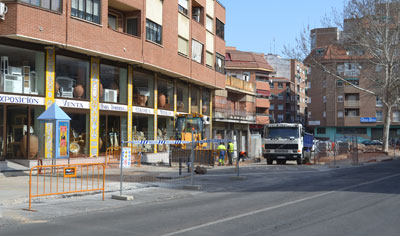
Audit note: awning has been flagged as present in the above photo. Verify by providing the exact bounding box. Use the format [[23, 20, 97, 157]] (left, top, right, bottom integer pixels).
[[256, 89, 270, 97]]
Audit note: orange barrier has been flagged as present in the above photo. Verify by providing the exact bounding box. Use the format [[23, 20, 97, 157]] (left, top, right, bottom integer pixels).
[[105, 146, 141, 167], [28, 163, 105, 211]]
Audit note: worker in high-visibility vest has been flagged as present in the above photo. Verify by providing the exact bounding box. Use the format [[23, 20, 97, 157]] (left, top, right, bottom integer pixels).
[[217, 143, 226, 166], [227, 141, 234, 165]]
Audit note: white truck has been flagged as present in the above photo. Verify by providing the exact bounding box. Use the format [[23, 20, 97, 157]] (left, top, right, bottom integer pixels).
[[263, 123, 313, 165]]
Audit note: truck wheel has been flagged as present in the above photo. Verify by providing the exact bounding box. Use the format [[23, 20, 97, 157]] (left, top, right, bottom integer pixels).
[[297, 157, 302, 165], [267, 158, 273, 165]]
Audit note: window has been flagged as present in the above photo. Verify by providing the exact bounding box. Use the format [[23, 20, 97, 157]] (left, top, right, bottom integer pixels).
[[21, 0, 61, 12], [146, 19, 162, 44], [191, 86, 199, 113], [192, 40, 203, 64], [376, 110, 383, 122], [376, 97, 383, 107], [323, 111, 326, 117], [337, 80, 344, 87], [278, 94, 283, 100], [176, 83, 188, 113], [338, 110, 344, 118], [206, 16, 213, 32], [133, 71, 154, 107], [192, 7, 202, 23], [178, 0, 188, 15], [202, 89, 210, 116], [216, 18, 225, 39], [277, 114, 284, 122], [126, 18, 138, 36], [108, 14, 117, 30], [158, 78, 174, 111], [278, 105, 283, 110], [278, 83, 283, 89], [132, 115, 154, 152], [206, 51, 213, 68], [308, 111, 311, 119], [345, 109, 360, 117], [270, 104, 274, 110], [270, 82, 274, 88], [323, 96, 326, 103], [322, 80, 326, 88], [216, 53, 225, 74], [71, 0, 101, 24], [393, 111, 400, 122], [178, 37, 189, 56], [100, 64, 127, 104], [317, 128, 326, 134], [337, 95, 344, 102], [243, 72, 250, 82]]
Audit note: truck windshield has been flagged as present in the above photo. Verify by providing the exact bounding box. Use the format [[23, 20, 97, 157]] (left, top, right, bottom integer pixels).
[[176, 117, 203, 133], [265, 127, 299, 139]]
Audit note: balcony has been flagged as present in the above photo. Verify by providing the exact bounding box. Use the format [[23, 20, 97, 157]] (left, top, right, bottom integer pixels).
[[256, 114, 270, 125], [214, 106, 256, 122], [226, 76, 255, 93], [344, 100, 360, 107], [256, 98, 270, 108]]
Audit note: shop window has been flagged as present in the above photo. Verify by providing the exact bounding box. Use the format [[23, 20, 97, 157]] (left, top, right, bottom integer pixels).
[[191, 86, 199, 113], [20, 0, 61, 12], [146, 19, 162, 45], [133, 71, 154, 107], [158, 78, 174, 110], [99, 114, 126, 154], [177, 82, 189, 113], [68, 112, 89, 157], [55, 55, 90, 100], [201, 89, 210, 116], [157, 117, 174, 152], [132, 115, 154, 153], [71, 0, 101, 24], [100, 64, 127, 104], [0, 45, 45, 96]]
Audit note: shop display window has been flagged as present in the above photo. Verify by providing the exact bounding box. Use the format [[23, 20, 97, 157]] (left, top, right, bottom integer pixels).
[[99, 114, 127, 154], [202, 89, 210, 116], [68, 112, 89, 157], [100, 64, 127, 104], [157, 117, 174, 152], [132, 115, 154, 153], [176, 82, 188, 113], [158, 78, 174, 110], [133, 71, 154, 107], [55, 56, 90, 100], [191, 86, 199, 113], [0, 45, 45, 96]]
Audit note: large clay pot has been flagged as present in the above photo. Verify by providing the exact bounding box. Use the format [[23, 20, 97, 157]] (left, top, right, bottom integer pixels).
[[99, 83, 104, 99], [74, 84, 84, 98], [158, 93, 166, 108], [138, 95, 147, 106], [21, 135, 39, 159]]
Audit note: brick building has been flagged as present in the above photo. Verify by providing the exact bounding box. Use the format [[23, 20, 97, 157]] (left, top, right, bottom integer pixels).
[[213, 47, 272, 157], [0, 0, 225, 163], [266, 54, 308, 124], [307, 27, 400, 141]]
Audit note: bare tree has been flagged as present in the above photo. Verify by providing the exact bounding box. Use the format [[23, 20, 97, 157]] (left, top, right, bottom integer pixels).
[[285, 0, 400, 152]]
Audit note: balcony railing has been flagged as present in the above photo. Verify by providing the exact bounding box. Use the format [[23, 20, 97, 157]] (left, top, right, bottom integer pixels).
[[226, 76, 255, 93], [344, 100, 360, 107], [214, 106, 256, 122]]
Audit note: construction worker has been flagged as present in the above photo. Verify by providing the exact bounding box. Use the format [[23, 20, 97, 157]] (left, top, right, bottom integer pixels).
[[217, 143, 226, 166], [238, 151, 247, 162], [227, 141, 234, 165]]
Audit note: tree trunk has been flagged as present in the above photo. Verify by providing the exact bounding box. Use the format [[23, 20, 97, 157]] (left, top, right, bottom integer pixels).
[[382, 106, 391, 153]]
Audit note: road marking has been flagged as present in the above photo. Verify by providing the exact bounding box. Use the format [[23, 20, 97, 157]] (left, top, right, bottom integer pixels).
[[162, 173, 400, 236]]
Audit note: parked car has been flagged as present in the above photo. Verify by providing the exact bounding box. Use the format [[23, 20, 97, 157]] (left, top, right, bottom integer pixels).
[[362, 140, 382, 146]]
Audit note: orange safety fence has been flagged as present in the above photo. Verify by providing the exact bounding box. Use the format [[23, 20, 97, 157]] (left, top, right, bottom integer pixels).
[[105, 146, 142, 167], [27, 163, 105, 211]]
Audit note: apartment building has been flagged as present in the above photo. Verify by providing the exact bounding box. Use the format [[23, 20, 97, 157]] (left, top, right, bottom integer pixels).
[[0, 0, 226, 163], [307, 27, 400, 141], [213, 47, 272, 155], [266, 54, 308, 124]]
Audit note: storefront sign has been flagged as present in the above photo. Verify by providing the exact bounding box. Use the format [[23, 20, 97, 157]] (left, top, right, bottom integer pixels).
[[360, 117, 376, 123], [100, 103, 128, 112], [55, 120, 70, 159], [158, 109, 174, 117], [132, 106, 154, 115], [0, 94, 45, 105], [63, 167, 77, 178], [56, 99, 90, 109]]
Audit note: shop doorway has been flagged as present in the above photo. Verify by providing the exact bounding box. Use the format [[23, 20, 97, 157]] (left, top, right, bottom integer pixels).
[[99, 114, 122, 154]]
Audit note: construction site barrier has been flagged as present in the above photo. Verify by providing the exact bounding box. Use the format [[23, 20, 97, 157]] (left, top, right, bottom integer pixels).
[[27, 163, 105, 211], [170, 148, 217, 166], [105, 146, 142, 167]]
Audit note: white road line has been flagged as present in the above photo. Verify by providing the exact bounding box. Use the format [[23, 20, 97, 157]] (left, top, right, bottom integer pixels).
[[161, 173, 400, 236]]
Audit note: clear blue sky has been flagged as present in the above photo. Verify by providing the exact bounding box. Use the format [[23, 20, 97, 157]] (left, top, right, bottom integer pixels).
[[218, 0, 345, 55]]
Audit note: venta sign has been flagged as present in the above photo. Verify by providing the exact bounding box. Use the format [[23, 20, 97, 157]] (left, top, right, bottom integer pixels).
[[0, 94, 45, 105]]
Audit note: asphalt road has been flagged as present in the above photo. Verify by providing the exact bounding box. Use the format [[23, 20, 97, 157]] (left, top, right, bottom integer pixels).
[[2, 161, 400, 236]]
